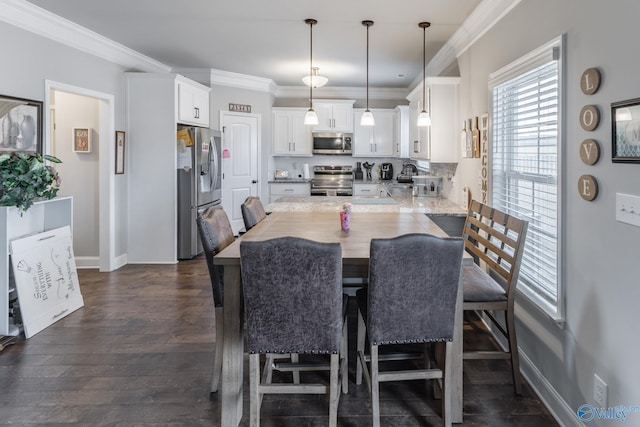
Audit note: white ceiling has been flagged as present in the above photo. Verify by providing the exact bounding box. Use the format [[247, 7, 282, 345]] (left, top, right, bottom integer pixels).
[[24, 0, 491, 89]]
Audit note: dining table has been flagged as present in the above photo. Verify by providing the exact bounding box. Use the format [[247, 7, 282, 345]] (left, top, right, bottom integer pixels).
[[214, 211, 472, 426]]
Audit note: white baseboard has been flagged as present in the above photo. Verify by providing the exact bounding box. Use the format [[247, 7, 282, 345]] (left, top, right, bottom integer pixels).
[[519, 350, 582, 427], [479, 313, 580, 427], [74, 256, 99, 269]]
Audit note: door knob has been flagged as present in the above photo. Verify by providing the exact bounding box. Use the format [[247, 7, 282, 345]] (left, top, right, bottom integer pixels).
[[252, 180, 258, 184]]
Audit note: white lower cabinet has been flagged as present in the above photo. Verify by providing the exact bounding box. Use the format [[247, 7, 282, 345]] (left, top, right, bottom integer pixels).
[[270, 182, 310, 201], [353, 109, 396, 157], [353, 182, 381, 197]]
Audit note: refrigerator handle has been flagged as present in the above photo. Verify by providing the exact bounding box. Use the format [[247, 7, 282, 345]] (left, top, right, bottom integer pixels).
[[211, 135, 220, 192], [200, 142, 210, 176]]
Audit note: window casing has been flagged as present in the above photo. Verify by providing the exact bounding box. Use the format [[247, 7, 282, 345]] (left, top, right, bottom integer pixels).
[[488, 36, 564, 320]]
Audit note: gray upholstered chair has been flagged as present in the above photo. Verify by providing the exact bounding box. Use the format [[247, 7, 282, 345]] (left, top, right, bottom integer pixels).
[[356, 233, 464, 427], [240, 237, 348, 427], [461, 200, 529, 395], [196, 205, 235, 393], [240, 196, 267, 232]]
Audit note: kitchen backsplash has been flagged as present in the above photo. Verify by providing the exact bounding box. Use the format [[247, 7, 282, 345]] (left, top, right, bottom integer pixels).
[[271, 157, 460, 201]]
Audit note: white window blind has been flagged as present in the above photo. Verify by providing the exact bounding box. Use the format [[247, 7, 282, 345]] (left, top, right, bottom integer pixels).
[[489, 36, 563, 319]]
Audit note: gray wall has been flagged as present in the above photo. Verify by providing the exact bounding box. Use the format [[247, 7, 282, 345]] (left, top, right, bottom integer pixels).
[[51, 91, 100, 257], [456, 0, 640, 424], [0, 22, 129, 262]]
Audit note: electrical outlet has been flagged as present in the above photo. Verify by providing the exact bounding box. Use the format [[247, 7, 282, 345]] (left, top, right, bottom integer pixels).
[[594, 374, 608, 407]]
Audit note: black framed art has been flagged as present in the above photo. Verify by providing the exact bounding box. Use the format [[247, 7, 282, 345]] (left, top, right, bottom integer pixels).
[[612, 97, 640, 163], [0, 95, 43, 154]]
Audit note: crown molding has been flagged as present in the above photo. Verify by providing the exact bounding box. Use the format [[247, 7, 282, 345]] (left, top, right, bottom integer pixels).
[[276, 85, 408, 101], [0, 0, 170, 73], [208, 69, 278, 95], [411, 0, 521, 89]]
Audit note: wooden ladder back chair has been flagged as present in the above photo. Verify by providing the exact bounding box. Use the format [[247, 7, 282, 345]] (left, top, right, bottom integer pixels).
[[461, 200, 529, 395]]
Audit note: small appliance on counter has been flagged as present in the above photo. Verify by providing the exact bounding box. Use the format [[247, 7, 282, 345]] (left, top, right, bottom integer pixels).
[[274, 169, 289, 180], [380, 163, 394, 180], [412, 176, 443, 197], [396, 162, 418, 183], [354, 162, 364, 180]]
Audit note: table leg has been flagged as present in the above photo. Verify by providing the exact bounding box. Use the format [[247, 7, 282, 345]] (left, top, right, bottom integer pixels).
[[221, 265, 243, 427]]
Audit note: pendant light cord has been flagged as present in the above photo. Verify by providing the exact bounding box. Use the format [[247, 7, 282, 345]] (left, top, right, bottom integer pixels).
[[422, 25, 426, 110], [366, 22, 369, 110], [309, 20, 313, 109], [362, 20, 374, 111], [418, 22, 431, 115]]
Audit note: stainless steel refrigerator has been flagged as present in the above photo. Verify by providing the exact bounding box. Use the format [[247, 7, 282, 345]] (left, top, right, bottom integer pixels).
[[177, 126, 222, 259]]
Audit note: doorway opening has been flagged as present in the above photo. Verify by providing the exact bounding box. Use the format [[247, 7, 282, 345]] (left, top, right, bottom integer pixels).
[[45, 81, 120, 272]]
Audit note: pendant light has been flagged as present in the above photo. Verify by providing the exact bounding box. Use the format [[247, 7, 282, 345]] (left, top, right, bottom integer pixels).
[[417, 21, 432, 127], [304, 18, 319, 126], [302, 67, 328, 88], [360, 20, 375, 126]]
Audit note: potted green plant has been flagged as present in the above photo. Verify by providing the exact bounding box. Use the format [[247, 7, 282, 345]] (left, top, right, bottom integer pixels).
[[0, 152, 62, 214]]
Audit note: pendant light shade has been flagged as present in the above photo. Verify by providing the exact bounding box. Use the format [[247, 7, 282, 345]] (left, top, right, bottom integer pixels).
[[360, 20, 375, 126], [304, 108, 319, 125], [417, 21, 432, 127], [302, 67, 328, 88], [304, 18, 319, 126]]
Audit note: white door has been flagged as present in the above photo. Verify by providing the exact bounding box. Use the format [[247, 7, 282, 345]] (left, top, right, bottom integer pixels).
[[221, 112, 260, 235]]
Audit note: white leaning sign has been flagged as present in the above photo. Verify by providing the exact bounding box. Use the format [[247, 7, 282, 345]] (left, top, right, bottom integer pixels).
[[10, 226, 84, 338]]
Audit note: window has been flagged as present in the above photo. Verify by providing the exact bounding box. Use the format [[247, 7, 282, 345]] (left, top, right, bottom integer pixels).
[[489, 36, 563, 320]]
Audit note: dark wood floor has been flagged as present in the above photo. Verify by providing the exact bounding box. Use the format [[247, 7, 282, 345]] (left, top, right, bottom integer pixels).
[[0, 257, 559, 426]]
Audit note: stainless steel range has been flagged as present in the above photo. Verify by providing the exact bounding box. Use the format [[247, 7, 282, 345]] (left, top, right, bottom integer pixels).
[[311, 165, 353, 196]]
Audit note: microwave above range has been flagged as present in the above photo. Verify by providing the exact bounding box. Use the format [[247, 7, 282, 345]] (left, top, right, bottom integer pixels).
[[312, 132, 353, 155]]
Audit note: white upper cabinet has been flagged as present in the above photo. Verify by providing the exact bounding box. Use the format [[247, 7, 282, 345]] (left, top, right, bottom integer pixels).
[[272, 108, 312, 156], [177, 76, 210, 127], [395, 105, 410, 158], [407, 77, 460, 162], [313, 100, 355, 132], [353, 108, 396, 157], [408, 98, 430, 160]]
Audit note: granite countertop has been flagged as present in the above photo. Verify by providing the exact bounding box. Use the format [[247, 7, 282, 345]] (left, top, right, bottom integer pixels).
[[268, 188, 466, 215]]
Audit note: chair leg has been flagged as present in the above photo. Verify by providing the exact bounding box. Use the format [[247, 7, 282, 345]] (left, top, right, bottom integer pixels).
[[341, 319, 349, 394], [371, 345, 381, 427], [356, 308, 365, 385], [329, 354, 340, 427], [290, 353, 300, 384], [506, 309, 522, 395], [210, 307, 224, 393], [249, 353, 261, 427], [262, 354, 275, 386], [442, 341, 452, 427]]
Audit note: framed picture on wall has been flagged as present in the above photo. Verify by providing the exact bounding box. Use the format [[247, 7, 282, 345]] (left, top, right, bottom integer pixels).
[[115, 130, 125, 174], [72, 127, 91, 153], [0, 94, 43, 154], [612, 98, 640, 163]]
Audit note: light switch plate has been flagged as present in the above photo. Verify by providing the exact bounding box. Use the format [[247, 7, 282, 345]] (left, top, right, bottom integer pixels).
[[616, 193, 640, 227]]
